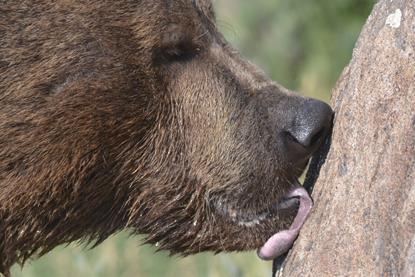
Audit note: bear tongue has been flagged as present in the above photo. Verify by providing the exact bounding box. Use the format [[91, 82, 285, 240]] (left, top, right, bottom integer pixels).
[[257, 186, 313, 260]]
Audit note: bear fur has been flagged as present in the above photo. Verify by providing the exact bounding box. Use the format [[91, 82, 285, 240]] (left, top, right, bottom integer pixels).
[[0, 0, 319, 274]]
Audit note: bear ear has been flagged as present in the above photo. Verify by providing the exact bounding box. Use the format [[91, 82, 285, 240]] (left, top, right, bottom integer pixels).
[[157, 24, 201, 63]]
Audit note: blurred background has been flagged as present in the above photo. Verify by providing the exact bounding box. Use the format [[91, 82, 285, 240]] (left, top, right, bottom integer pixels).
[[11, 0, 375, 276]]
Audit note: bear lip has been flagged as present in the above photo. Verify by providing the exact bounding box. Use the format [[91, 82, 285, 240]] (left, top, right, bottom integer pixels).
[[234, 197, 300, 227], [214, 192, 301, 228], [257, 186, 313, 260]]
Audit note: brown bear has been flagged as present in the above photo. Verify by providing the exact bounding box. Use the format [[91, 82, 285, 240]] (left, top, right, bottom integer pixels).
[[0, 0, 333, 275]]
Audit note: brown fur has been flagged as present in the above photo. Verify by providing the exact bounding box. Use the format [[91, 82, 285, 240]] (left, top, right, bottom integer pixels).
[[0, 0, 313, 274]]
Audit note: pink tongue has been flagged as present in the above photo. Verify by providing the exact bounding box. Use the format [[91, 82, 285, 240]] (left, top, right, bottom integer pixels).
[[257, 186, 313, 260]]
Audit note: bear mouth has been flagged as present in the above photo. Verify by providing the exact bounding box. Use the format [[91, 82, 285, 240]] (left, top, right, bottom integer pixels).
[[216, 195, 301, 228], [257, 185, 313, 260], [214, 180, 313, 260]]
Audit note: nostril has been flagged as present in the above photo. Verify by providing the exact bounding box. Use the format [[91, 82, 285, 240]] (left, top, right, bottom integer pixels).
[[308, 127, 326, 148], [285, 131, 300, 145], [284, 126, 327, 153], [285, 124, 328, 152]]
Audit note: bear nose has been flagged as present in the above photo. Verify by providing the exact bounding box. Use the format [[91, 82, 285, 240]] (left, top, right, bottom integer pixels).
[[284, 99, 333, 162]]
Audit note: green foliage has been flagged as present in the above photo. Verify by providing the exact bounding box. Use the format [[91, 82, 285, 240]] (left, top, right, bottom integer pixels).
[[217, 0, 375, 101], [12, 234, 269, 277], [11, 0, 375, 276]]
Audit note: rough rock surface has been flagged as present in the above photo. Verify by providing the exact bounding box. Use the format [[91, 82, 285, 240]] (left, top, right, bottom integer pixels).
[[281, 0, 415, 275]]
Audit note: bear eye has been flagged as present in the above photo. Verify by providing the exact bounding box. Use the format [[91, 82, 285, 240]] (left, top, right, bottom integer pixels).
[[157, 24, 202, 63], [160, 42, 201, 63]]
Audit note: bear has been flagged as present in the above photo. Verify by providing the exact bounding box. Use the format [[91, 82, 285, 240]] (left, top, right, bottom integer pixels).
[[0, 0, 333, 275]]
